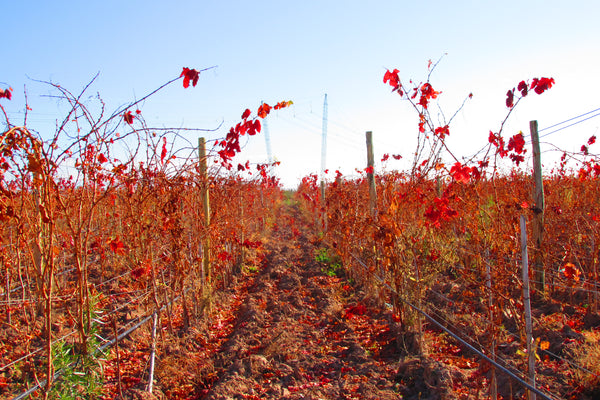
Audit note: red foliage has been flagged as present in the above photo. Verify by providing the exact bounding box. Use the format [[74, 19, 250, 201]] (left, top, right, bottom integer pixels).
[[180, 67, 200, 88], [108, 237, 126, 254], [257, 103, 272, 118], [424, 195, 458, 227], [507, 132, 525, 154], [450, 162, 472, 184], [506, 89, 515, 108], [217, 102, 289, 168], [383, 68, 401, 93], [562, 263, 581, 281], [517, 80, 528, 96], [131, 263, 151, 279], [274, 100, 293, 110], [506, 77, 554, 108], [418, 113, 426, 133], [434, 125, 450, 139], [418, 83, 440, 109], [531, 77, 555, 94], [0, 88, 12, 100], [588, 135, 596, 146], [344, 304, 367, 319], [160, 137, 168, 163], [123, 110, 134, 124]]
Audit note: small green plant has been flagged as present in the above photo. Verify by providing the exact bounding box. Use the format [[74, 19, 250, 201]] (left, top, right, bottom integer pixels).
[[245, 265, 258, 273], [50, 339, 105, 399], [49, 297, 106, 399], [315, 248, 331, 264], [315, 248, 343, 277], [323, 262, 343, 277]]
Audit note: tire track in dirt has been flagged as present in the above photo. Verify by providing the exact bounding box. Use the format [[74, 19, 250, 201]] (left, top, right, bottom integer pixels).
[[202, 204, 409, 400]]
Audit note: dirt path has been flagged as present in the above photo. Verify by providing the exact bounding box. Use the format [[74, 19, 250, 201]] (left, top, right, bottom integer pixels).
[[199, 203, 415, 399]]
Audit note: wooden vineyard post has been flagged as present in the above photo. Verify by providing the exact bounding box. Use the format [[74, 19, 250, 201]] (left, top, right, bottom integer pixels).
[[530, 120, 545, 294], [486, 254, 498, 400], [199, 137, 211, 284], [147, 313, 157, 393], [520, 215, 536, 400], [239, 186, 245, 270], [365, 131, 377, 218]]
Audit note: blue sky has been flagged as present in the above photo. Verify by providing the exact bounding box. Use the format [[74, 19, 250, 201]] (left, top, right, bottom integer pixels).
[[3, 1, 600, 188]]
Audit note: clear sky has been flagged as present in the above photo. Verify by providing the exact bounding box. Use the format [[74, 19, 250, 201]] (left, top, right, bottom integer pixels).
[[3, 1, 600, 188]]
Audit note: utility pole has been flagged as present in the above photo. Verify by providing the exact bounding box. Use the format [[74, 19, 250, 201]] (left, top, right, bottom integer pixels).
[[320, 94, 328, 231], [262, 101, 273, 163]]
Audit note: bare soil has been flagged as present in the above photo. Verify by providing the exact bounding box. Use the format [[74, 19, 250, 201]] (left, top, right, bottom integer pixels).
[[186, 204, 452, 399]]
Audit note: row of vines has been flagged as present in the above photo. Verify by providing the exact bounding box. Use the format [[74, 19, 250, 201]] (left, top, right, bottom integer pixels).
[[297, 62, 600, 399], [0, 69, 288, 398]]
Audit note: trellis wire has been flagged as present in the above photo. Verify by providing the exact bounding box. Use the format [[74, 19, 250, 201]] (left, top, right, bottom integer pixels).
[[349, 252, 560, 400]]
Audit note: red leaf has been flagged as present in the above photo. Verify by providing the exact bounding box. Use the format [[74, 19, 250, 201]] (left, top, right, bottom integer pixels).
[[180, 67, 200, 88], [344, 304, 367, 319], [109, 237, 125, 254], [257, 103, 272, 118], [450, 162, 471, 184], [507, 133, 526, 154], [506, 89, 515, 108], [241, 108, 251, 119], [488, 131, 508, 157], [274, 100, 293, 110], [252, 119, 261, 134], [588, 135, 596, 145], [562, 263, 581, 281], [0, 88, 12, 100], [531, 77, 554, 95], [509, 153, 525, 165], [131, 262, 151, 279], [160, 137, 167, 163], [383, 68, 401, 93], [97, 153, 108, 164], [418, 83, 440, 109], [418, 113, 427, 133], [123, 110, 134, 124], [424, 205, 441, 227], [434, 125, 450, 139], [517, 80, 528, 96]]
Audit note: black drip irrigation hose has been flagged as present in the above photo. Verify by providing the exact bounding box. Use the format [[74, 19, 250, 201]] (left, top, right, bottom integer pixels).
[[10, 285, 196, 400], [349, 252, 560, 400]]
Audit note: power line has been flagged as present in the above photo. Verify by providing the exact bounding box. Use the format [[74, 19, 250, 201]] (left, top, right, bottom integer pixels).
[[321, 94, 328, 180], [539, 108, 600, 139], [539, 107, 600, 133]]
